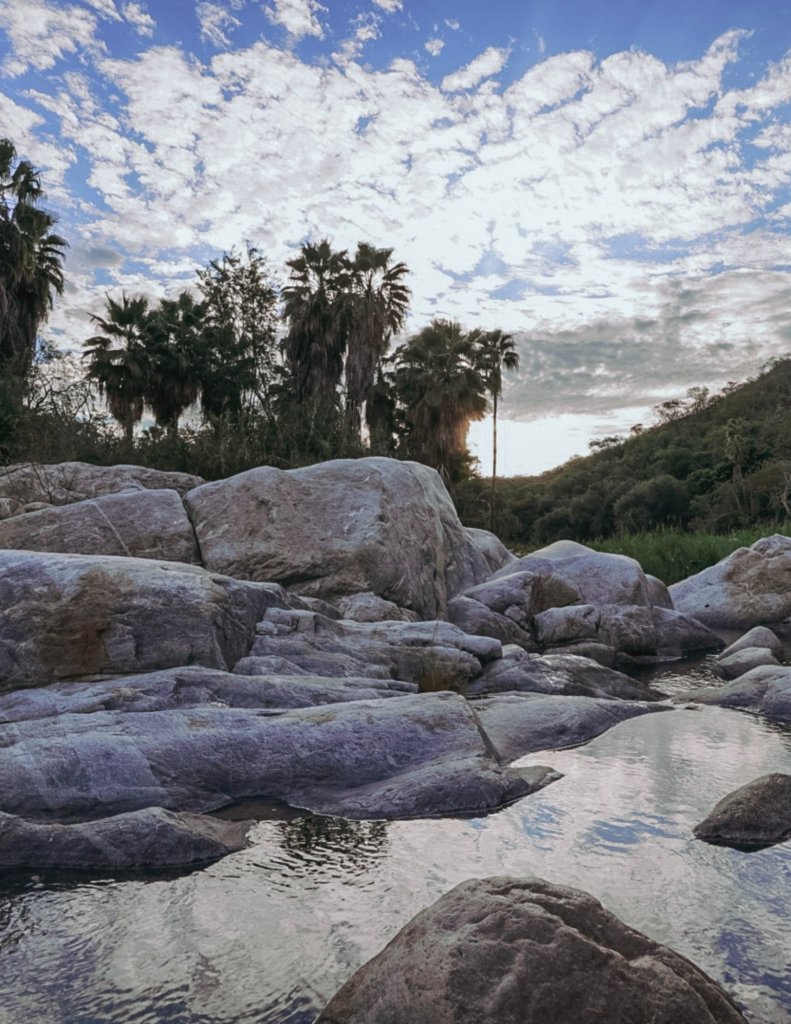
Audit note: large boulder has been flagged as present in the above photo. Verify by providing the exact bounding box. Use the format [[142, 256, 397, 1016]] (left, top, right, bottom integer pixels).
[[693, 773, 791, 850], [670, 535, 791, 629], [464, 527, 516, 574], [0, 807, 251, 870], [318, 876, 748, 1023], [0, 489, 200, 563], [0, 550, 288, 688], [687, 665, 791, 726], [717, 647, 780, 681], [0, 693, 558, 822], [185, 458, 489, 618], [720, 626, 785, 662], [0, 461, 202, 513], [446, 595, 535, 648]]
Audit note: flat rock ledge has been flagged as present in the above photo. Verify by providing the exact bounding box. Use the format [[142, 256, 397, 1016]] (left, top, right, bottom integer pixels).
[[318, 876, 748, 1024], [693, 773, 791, 850], [0, 807, 251, 870]]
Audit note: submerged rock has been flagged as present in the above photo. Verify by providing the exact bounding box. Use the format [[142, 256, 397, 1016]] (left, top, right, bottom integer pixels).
[[0, 807, 251, 870], [693, 773, 791, 850], [318, 876, 748, 1024]]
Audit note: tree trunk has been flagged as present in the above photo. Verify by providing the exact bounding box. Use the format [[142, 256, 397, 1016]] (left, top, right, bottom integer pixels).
[[489, 391, 498, 533]]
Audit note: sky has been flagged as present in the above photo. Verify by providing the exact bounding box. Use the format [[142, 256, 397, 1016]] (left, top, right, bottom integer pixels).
[[2, 0, 791, 475]]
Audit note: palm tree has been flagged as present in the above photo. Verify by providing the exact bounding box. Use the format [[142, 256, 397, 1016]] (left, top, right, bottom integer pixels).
[[391, 319, 488, 481], [83, 293, 151, 444], [473, 329, 520, 531], [282, 239, 352, 405], [145, 291, 204, 433], [345, 243, 410, 434], [0, 138, 67, 379]]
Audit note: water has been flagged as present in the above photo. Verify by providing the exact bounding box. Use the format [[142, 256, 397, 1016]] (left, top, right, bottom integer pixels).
[[1, 697, 790, 1022]]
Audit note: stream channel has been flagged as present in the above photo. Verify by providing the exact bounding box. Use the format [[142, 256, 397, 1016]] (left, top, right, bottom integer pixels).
[[1, 660, 790, 1024]]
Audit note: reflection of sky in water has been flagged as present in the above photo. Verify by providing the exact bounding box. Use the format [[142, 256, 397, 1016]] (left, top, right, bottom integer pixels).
[[0, 707, 790, 1024]]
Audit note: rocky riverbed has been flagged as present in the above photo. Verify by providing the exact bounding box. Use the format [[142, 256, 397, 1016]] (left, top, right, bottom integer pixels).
[[0, 456, 789, 1020]]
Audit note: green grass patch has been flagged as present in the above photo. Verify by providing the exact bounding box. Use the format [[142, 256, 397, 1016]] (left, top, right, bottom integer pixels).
[[586, 524, 791, 585]]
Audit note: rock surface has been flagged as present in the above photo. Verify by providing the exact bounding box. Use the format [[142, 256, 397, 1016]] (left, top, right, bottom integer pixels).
[[0, 692, 557, 822], [318, 876, 748, 1024], [0, 807, 251, 870], [184, 458, 489, 618], [335, 592, 418, 622], [0, 550, 287, 688], [670, 534, 791, 629], [693, 773, 791, 849], [464, 526, 516, 573], [0, 488, 200, 563], [717, 647, 780, 680], [720, 626, 785, 662], [446, 595, 535, 648], [688, 665, 791, 725]]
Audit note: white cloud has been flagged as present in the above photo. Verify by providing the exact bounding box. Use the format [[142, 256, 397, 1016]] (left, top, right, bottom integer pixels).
[[372, 0, 401, 10], [424, 38, 444, 57], [196, 1, 241, 47], [84, 0, 122, 19], [441, 46, 509, 92], [122, 1, 155, 36], [445, 19, 460, 31], [333, 13, 380, 65], [0, 0, 100, 76], [264, 0, 327, 40]]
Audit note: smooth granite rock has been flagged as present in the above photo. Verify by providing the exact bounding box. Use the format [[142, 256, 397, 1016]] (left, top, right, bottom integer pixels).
[[693, 773, 791, 849], [184, 458, 489, 618], [670, 534, 791, 629], [0, 462, 202, 512], [0, 550, 289, 689], [464, 527, 516, 574], [720, 626, 785, 662], [335, 592, 418, 622], [0, 807, 251, 870], [717, 647, 780, 680], [646, 574, 674, 609], [652, 607, 723, 659], [446, 595, 536, 648], [318, 876, 747, 1024], [462, 570, 581, 627], [0, 692, 557, 822], [533, 604, 600, 646], [0, 488, 200, 563], [687, 665, 791, 725]]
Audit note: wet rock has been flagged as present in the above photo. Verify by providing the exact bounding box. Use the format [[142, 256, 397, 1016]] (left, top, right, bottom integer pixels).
[[318, 876, 747, 1024], [0, 550, 288, 689], [465, 650, 657, 702], [464, 527, 515, 574], [720, 626, 785, 662], [670, 534, 791, 629], [335, 592, 418, 622], [0, 489, 200, 564], [688, 665, 791, 725], [0, 693, 557, 822], [184, 457, 488, 618], [474, 693, 670, 760], [717, 647, 780, 680], [446, 595, 535, 648], [693, 773, 791, 850], [0, 807, 251, 870]]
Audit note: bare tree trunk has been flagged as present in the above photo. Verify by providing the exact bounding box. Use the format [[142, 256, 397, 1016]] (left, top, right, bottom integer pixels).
[[489, 391, 498, 533]]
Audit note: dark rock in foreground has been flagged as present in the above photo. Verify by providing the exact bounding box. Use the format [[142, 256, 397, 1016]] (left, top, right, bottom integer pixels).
[[318, 876, 748, 1023], [0, 807, 251, 870], [693, 773, 791, 850]]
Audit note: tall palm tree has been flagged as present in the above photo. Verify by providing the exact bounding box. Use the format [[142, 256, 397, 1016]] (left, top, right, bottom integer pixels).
[[473, 328, 520, 531], [0, 138, 67, 379], [282, 239, 352, 405], [83, 293, 151, 444], [145, 291, 204, 433], [391, 319, 488, 481], [345, 243, 410, 434]]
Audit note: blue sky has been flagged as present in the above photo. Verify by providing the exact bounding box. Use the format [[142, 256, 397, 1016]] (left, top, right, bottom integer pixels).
[[3, 0, 791, 473]]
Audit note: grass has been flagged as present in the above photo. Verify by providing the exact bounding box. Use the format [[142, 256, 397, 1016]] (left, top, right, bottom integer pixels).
[[586, 524, 791, 585]]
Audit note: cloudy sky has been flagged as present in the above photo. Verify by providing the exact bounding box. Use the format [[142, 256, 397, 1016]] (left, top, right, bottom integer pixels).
[[3, 0, 791, 474]]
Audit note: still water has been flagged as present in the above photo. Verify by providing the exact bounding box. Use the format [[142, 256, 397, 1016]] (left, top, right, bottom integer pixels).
[[1, 693, 790, 1023]]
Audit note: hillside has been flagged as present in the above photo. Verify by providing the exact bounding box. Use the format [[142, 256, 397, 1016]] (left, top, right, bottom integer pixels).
[[455, 358, 791, 547]]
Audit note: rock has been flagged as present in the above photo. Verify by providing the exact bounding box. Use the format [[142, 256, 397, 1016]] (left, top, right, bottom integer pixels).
[[0, 461, 202, 513], [446, 596, 535, 648], [474, 693, 670, 760], [693, 773, 791, 850], [336, 592, 418, 622], [688, 665, 791, 725], [463, 570, 581, 626], [0, 498, 15, 521], [720, 626, 785, 662], [542, 641, 616, 668], [646, 574, 674, 608], [0, 550, 288, 689], [0, 489, 200, 563], [184, 458, 489, 618], [318, 876, 747, 1024], [0, 807, 251, 870], [465, 650, 657, 702], [652, 607, 723, 659], [717, 647, 780, 680], [533, 604, 600, 646], [670, 534, 791, 629], [0, 665, 418, 722], [499, 541, 653, 607], [597, 605, 658, 655], [464, 527, 515, 573], [0, 693, 558, 822]]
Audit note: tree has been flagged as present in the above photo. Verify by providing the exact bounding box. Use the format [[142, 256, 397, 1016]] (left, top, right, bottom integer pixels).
[[391, 319, 488, 481], [0, 138, 67, 380], [345, 243, 410, 434], [473, 329, 519, 531], [144, 291, 204, 433], [282, 239, 352, 406], [83, 293, 151, 444]]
